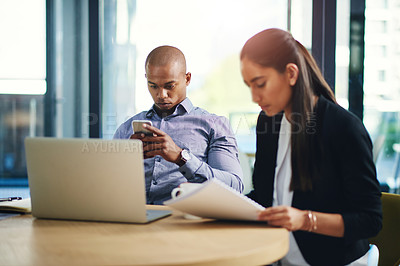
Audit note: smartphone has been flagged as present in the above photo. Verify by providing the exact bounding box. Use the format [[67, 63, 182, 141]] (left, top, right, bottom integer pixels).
[[132, 120, 153, 136]]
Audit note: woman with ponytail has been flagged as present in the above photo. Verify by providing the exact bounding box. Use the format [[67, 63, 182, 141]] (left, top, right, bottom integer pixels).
[[240, 28, 382, 265]]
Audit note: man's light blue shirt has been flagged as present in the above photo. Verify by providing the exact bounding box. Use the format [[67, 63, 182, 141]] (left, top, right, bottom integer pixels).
[[113, 98, 243, 204]]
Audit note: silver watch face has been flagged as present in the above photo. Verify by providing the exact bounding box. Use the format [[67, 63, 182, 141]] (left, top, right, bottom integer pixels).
[[181, 149, 191, 161]]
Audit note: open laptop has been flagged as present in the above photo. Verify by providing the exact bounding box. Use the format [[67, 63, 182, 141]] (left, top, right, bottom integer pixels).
[[24, 137, 171, 223]]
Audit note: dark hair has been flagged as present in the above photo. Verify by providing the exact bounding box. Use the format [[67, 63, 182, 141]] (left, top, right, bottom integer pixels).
[[240, 28, 336, 192]]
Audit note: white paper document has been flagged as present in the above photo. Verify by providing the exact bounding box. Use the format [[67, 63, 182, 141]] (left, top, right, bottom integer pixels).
[[164, 179, 265, 221], [0, 198, 32, 213]]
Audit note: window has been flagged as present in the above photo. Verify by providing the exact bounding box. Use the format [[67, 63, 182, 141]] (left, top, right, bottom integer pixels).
[[101, 0, 290, 156], [379, 45, 387, 57], [0, 0, 89, 188], [378, 70, 386, 82], [336, 0, 351, 109], [364, 0, 400, 191], [0, 0, 46, 183]]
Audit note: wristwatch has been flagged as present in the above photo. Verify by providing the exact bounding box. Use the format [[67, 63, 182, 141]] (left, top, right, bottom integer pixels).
[[176, 149, 191, 167]]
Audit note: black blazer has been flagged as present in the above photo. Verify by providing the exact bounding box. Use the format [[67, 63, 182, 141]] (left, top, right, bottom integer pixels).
[[247, 96, 382, 265]]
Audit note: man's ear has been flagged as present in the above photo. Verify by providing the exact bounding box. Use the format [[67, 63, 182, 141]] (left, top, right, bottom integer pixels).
[[185, 72, 192, 86], [286, 63, 299, 86]]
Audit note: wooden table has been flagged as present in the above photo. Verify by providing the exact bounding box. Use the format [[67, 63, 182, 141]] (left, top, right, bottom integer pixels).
[[0, 205, 289, 266]]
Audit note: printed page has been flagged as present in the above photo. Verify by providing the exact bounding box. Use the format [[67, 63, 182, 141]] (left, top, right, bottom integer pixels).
[[164, 180, 264, 221]]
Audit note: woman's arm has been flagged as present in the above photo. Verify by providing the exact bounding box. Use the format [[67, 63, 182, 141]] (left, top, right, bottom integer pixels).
[[258, 206, 345, 237]]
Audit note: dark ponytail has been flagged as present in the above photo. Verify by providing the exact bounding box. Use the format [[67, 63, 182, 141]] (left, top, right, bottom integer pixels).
[[241, 28, 336, 192]]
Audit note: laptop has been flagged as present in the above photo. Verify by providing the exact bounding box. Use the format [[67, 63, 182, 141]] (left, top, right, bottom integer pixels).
[[24, 137, 171, 223]]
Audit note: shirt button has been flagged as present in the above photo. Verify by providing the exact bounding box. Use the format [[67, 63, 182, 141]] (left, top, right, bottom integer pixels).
[[153, 180, 158, 185]]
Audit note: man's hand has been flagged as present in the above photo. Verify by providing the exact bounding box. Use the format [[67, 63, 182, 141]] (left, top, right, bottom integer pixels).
[[129, 133, 146, 140], [131, 124, 182, 163]]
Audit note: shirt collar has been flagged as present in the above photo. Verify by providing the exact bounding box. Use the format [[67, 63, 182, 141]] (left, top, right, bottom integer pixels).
[[145, 97, 193, 118], [178, 97, 194, 114]]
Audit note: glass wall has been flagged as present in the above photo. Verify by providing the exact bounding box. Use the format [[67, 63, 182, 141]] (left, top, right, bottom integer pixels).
[[364, 0, 400, 191], [101, 0, 289, 157], [0, 0, 46, 183], [290, 0, 313, 49], [52, 0, 89, 139], [3, 0, 398, 194], [334, 0, 400, 192], [101, 0, 137, 139], [336, 0, 351, 108], [0, 0, 89, 187]]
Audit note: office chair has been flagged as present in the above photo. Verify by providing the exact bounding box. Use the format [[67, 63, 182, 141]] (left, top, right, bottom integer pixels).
[[368, 244, 379, 266], [369, 192, 400, 266]]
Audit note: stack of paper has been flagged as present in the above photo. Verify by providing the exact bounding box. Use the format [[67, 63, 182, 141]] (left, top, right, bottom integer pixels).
[[0, 198, 31, 213]]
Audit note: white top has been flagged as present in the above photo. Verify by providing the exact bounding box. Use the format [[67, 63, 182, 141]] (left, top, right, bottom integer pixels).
[[272, 114, 310, 266]]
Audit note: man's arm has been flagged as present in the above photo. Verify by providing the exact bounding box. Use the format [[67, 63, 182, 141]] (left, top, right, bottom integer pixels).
[[113, 127, 123, 139], [179, 116, 243, 192], [179, 134, 244, 192], [113, 119, 131, 139]]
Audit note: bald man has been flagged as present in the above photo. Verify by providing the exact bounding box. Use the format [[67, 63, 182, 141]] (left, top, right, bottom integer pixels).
[[113, 46, 243, 204]]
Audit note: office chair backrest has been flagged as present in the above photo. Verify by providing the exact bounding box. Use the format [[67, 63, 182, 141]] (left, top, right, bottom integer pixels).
[[369, 192, 400, 266]]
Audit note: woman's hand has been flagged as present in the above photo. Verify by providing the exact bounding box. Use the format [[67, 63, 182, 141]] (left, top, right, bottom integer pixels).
[[258, 206, 308, 231], [258, 206, 345, 237]]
